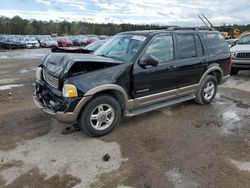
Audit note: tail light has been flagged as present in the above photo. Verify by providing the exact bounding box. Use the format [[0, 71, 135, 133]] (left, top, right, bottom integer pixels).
[[227, 55, 232, 71]]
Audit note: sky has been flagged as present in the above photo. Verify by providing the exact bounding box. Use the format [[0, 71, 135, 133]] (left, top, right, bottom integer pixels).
[[0, 0, 250, 26]]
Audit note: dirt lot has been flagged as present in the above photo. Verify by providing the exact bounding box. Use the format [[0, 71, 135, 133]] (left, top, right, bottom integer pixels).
[[0, 49, 249, 188]]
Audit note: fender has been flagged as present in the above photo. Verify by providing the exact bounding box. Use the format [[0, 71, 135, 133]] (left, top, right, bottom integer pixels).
[[84, 84, 132, 112], [199, 65, 223, 85]]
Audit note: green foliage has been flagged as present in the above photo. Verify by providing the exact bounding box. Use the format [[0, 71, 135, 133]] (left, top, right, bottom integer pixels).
[[0, 15, 159, 35]]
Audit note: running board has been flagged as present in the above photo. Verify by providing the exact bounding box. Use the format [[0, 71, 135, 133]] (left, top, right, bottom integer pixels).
[[126, 95, 195, 117]]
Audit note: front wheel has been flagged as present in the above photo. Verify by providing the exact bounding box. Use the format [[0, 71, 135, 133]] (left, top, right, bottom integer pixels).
[[195, 75, 217, 104], [78, 95, 121, 137]]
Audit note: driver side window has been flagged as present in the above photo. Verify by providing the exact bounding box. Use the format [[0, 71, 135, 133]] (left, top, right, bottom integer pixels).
[[145, 35, 174, 64]]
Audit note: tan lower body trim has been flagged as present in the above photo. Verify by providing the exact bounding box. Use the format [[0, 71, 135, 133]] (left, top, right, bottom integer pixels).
[[132, 84, 199, 109]]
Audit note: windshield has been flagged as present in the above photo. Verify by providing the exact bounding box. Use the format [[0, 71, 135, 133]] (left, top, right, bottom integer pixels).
[[237, 35, 250, 44], [94, 34, 146, 62]]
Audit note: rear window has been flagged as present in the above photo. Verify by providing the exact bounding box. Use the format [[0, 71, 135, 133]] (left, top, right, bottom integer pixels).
[[206, 33, 229, 54], [177, 34, 196, 58]]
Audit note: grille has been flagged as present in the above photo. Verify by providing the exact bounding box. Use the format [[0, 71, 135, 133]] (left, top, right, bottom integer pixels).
[[43, 70, 58, 88], [236, 53, 250, 59]]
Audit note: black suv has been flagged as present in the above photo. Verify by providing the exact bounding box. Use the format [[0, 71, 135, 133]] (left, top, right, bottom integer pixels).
[[34, 27, 231, 137]]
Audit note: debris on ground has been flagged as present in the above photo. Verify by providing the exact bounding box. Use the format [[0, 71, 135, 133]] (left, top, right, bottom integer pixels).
[[103, 154, 110, 162]]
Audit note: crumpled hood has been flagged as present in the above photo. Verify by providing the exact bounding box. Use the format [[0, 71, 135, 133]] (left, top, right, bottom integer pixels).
[[42, 53, 123, 78], [230, 44, 250, 53]]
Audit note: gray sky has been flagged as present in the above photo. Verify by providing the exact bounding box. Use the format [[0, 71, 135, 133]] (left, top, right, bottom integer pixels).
[[0, 0, 250, 25]]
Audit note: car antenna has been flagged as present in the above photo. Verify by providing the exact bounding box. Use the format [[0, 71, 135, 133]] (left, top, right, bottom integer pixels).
[[198, 13, 214, 28]]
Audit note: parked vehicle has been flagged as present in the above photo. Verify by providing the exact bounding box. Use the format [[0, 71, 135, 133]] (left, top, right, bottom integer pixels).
[[39, 36, 58, 47], [225, 39, 238, 48], [15, 37, 26, 48], [85, 37, 99, 45], [24, 37, 40, 48], [56, 37, 74, 47], [51, 39, 106, 54], [51, 46, 93, 54], [230, 34, 250, 75], [69, 36, 87, 46], [1, 37, 24, 49], [33, 27, 230, 137], [84, 40, 106, 52]]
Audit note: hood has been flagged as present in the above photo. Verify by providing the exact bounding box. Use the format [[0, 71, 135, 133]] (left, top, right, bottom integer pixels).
[[230, 44, 250, 53], [42, 53, 123, 78]]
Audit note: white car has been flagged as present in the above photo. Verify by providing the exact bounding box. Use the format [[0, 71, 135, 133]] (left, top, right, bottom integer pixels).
[[230, 34, 250, 75], [24, 37, 40, 48], [39, 37, 58, 48]]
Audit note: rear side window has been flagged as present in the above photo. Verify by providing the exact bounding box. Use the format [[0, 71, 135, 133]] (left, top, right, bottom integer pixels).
[[177, 34, 196, 58], [206, 33, 229, 54]]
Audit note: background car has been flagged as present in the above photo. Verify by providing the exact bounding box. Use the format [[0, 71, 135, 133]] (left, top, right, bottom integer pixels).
[[39, 36, 58, 48], [56, 37, 73, 47], [23, 37, 40, 48], [68, 36, 87, 46], [226, 38, 238, 48], [84, 39, 106, 52], [0, 37, 23, 49], [230, 34, 250, 75], [85, 36, 99, 45]]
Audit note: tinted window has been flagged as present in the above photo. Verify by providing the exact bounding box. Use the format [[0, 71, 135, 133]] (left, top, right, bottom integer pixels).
[[145, 35, 174, 63], [206, 33, 229, 54], [178, 34, 196, 58], [195, 35, 204, 56]]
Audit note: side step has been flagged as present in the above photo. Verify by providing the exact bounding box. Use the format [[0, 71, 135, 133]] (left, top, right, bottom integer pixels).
[[126, 95, 195, 117]]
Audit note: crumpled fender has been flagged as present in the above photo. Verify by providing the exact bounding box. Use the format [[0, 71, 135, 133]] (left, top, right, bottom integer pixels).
[[64, 63, 133, 96]]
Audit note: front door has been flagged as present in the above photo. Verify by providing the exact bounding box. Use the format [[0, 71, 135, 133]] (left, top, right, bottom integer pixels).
[[133, 34, 179, 107]]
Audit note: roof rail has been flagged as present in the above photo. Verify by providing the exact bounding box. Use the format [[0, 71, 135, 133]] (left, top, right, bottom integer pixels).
[[166, 27, 215, 31], [145, 26, 169, 30]]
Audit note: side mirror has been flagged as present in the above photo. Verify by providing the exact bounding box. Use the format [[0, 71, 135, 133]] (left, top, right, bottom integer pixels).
[[139, 54, 159, 68]]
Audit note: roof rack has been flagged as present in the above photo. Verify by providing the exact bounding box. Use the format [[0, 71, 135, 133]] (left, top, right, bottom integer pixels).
[[166, 27, 215, 31], [145, 26, 170, 30]]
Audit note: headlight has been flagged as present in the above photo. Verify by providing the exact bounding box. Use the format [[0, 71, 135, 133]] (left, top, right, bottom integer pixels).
[[62, 84, 78, 98], [231, 52, 237, 58], [35, 67, 42, 80]]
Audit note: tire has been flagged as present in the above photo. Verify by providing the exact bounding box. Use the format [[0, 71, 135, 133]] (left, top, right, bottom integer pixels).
[[78, 95, 121, 137], [230, 68, 239, 75], [195, 75, 217, 104]]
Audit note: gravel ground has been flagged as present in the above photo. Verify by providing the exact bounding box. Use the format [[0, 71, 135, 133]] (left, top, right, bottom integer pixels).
[[0, 49, 249, 188]]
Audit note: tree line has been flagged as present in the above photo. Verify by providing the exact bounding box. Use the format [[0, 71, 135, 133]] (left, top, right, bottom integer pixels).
[[0, 15, 160, 35], [0, 15, 250, 36]]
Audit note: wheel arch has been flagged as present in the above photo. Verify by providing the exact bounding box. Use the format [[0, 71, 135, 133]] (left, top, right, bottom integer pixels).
[[84, 84, 129, 115], [199, 66, 223, 85]]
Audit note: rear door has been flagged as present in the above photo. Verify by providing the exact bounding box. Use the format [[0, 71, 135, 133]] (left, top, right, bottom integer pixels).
[[175, 33, 207, 88]]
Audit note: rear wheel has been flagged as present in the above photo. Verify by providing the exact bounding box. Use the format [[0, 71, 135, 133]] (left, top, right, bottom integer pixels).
[[230, 68, 239, 75], [195, 75, 217, 104], [78, 95, 121, 137]]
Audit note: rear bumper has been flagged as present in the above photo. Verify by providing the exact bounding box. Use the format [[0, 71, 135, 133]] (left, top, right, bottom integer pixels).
[[33, 80, 92, 123]]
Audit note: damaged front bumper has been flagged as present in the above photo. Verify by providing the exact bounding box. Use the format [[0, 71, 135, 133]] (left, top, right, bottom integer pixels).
[[33, 80, 92, 123]]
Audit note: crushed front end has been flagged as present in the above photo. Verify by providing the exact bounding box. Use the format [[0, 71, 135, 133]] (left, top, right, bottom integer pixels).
[[33, 67, 90, 123]]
